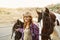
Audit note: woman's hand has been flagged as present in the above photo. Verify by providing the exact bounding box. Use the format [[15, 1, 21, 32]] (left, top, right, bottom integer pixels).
[[15, 28, 20, 32]]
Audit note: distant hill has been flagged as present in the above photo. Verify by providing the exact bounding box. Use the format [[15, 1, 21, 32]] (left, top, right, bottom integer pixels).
[[47, 4, 60, 14], [0, 4, 60, 23], [0, 8, 38, 23]]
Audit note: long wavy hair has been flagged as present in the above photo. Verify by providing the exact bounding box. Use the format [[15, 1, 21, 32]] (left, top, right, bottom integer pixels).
[[23, 16, 32, 29]]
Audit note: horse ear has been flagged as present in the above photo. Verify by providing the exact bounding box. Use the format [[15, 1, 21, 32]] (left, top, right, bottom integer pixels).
[[36, 10, 41, 15], [45, 7, 49, 13], [37, 11, 40, 15]]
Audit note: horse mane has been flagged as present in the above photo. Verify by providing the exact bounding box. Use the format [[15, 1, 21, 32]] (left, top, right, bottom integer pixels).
[[42, 8, 51, 34], [41, 8, 55, 40]]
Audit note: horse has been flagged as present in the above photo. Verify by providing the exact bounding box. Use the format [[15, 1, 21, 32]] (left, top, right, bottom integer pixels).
[[37, 8, 60, 40], [11, 19, 24, 40]]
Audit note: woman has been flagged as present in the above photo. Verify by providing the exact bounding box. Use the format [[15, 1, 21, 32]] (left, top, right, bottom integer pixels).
[[15, 12, 39, 40]]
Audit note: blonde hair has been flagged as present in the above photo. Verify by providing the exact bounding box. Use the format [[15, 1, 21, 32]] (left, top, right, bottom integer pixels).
[[23, 12, 32, 29]]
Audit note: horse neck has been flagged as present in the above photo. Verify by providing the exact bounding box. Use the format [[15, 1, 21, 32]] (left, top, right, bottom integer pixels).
[[43, 13, 51, 28]]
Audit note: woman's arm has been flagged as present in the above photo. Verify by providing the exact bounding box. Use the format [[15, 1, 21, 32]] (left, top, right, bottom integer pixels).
[[34, 24, 39, 34], [15, 28, 23, 33], [33, 24, 39, 40]]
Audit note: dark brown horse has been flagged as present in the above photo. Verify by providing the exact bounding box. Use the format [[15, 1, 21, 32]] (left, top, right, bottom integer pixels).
[[37, 8, 60, 40], [11, 19, 24, 40]]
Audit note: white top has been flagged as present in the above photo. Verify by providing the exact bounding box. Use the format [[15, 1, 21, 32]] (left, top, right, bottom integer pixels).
[[24, 26, 32, 40]]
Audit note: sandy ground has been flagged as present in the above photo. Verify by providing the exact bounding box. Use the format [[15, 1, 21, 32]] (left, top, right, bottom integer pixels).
[[0, 22, 60, 40]]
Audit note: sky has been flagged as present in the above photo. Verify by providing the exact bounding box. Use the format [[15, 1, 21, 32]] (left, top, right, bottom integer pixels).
[[0, 0, 60, 8]]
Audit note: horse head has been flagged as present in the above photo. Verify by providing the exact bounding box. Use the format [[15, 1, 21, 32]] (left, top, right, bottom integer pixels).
[[36, 10, 42, 22], [11, 19, 24, 39], [37, 8, 52, 40], [16, 19, 24, 28]]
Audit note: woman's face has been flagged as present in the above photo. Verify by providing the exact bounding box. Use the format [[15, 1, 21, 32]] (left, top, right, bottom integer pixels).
[[24, 16, 31, 23]]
